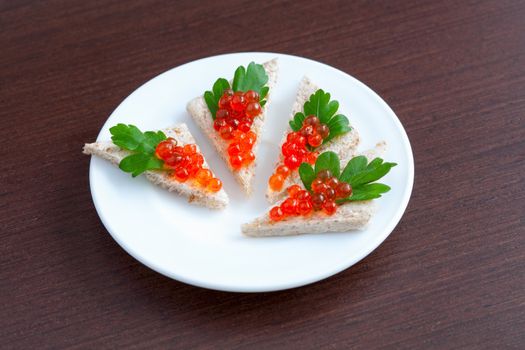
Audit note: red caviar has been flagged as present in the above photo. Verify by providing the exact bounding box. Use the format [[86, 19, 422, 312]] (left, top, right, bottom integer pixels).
[[213, 89, 262, 170], [269, 173, 353, 221], [269, 185, 314, 221], [155, 138, 222, 192], [268, 115, 330, 191], [269, 206, 285, 221], [269, 173, 284, 190]]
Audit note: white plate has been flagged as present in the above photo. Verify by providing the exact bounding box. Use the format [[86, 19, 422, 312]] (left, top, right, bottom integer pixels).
[[89, 52, 414, 292]]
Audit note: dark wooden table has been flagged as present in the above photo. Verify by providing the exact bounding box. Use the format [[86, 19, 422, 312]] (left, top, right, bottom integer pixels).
[[2, 0, 524, 348]]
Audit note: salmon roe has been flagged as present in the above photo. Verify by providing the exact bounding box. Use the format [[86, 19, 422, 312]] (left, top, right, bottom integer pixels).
[[269, 172, 353, 221], [268, 115, 328, 191], [155, 137, 222, 192], [269, 185, 313, 221], [213, 89, 262, 170]]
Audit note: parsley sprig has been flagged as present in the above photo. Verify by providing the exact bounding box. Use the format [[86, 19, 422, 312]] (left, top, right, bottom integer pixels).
[[299, 151, 396, 201], [289, 89, 352, 143], [203, 78, 229, 119], [204, 62, 269, 119], [109, 124, 166, 177]]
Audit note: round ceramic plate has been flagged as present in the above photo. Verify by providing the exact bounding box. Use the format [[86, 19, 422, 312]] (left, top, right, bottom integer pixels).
[[89, 52, 414, 292]]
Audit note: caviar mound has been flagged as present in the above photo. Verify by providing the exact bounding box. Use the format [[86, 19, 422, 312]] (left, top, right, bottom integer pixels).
[[155, 137, 222, 192], [269, 171, 353, 222], [213, 89, 261, 169], [268, 115, 330, 192]]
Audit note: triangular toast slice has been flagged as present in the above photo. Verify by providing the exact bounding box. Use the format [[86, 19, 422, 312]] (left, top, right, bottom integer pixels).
[[266, 76, 361, 203], [187, 59, 279, 195], [83, 123, 229, 209], [242, 142, 386, 237]]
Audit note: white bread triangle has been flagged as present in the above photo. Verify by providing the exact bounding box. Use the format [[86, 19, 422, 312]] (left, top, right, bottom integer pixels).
[[242, 142, 386, 237], [187, 58, 279, 195], [83, 123, 229, 209], [266, 76, 360, 203]]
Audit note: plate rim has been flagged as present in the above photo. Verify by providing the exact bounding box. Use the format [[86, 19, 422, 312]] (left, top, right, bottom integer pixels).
[[89, 51, 414, 292]]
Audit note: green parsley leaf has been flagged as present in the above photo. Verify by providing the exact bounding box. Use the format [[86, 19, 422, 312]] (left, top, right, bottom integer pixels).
[[204, 78, 230, 119], [288, 89, 351, 142], [232, 62, 269, 96], [141, 131, 168, 154], [304, 89, 339, 124], [326, 114, 351, 142], [259, 86, 269, 101], [314, 151, 340, 178], [204, 62, 269, 119], [298, 163, 315, 190], [339, 155, 367, 183], [110, 124, 166, 154], [338, 156, 396, 202], [110, 124, 143, 151], [109, 124, 167, 177], [298, 151, 396, 203], [289, 112, 306, 131], [338, 183, 391, 202], [119, 153, 165, 177], [341, 157, 397, 188]]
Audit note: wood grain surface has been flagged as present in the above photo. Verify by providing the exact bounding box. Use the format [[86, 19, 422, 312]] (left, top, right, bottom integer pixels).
[[1, 0, 524, 348]]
